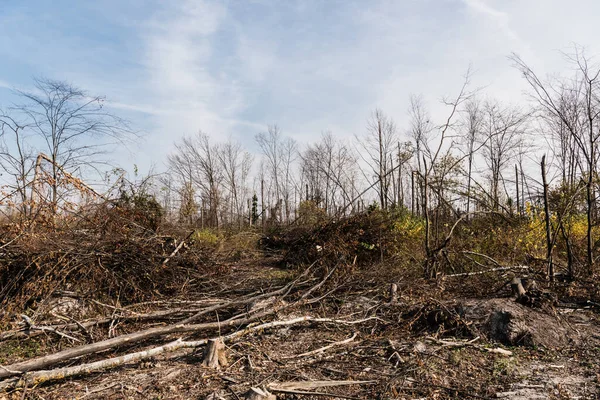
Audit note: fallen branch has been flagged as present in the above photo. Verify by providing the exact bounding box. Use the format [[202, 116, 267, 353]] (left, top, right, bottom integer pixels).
[[425, 336, 512, 356], [269, 380, 375, 391], [0, 306, 218, 342], [0, 305, 283, 380], [159, 230, 195, 269], [284, 332, 358, 359], [445, 265, 530, 278], [19, 315, 81, 343], [268, 380, 375, 400], [0, 316, 376, 389], [181, 263, 314, 325]]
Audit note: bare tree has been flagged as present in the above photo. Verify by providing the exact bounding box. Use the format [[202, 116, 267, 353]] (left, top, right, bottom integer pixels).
[[255, 125, 298, 223], [280, 136, 298, 222], [0, 112, 35, 220], [512, 47, 600, 270], [11, 78, 132, 214], [395, 141, 414, 209], [408, 95, 433, 175], [479, 100, 529, 212], [460, 99, 482, 217], [357, 109, 397, 210], [300, 132, 358, 215], [168, 133, 222, 227], [217, 139, 253, 228], [416, 70, 476, 277]]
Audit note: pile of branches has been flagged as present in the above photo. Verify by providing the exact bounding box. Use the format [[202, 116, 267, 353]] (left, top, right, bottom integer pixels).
[[274, 211, 401, 272], [0, 202, 213, 321]]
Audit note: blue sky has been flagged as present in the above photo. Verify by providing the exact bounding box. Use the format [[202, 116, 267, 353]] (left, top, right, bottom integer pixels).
[[1, 0, 600, 175]]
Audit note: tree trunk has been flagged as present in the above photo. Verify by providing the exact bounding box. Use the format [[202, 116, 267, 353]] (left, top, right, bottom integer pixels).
[[541, 155, 554, 281]]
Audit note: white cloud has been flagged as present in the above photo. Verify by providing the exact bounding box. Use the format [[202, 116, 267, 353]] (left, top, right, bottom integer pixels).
[[6, 0, 600, 175]]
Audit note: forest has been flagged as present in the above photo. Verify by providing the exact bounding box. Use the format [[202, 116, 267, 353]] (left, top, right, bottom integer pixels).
[[0, 49, 599, 398]]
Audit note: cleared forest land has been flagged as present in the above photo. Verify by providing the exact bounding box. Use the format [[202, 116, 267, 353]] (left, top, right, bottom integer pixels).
[[1, 209, 599, 399]]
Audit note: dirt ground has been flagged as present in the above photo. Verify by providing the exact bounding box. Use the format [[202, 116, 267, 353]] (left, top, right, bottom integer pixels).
[[1, 256, 599, 400]]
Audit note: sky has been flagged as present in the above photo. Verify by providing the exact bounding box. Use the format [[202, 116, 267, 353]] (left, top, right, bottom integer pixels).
[[1, 0, 600, 177]]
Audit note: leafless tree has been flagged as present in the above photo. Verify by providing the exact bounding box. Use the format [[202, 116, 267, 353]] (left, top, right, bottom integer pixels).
[[512, 47, 600, 270], [256, 125, 298, 223], [479, 100, 529, 212], [217, 139, 253, 228], [300, 132, 358, 215], [0, 112, 35, 220], [416, 69, 476, 277], [460, 99, 482, 216], [395, 141, 414, 209], [357, 109, 397, 210], [408, 95, 433, 175], [280, 136, 298, 222], [11, 78, 133, 214], [168, 133, 222, 227]]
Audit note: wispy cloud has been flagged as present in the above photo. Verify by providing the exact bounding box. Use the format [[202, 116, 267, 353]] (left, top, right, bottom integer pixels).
[[462, 0, 520, 42], [3, 0, 600, 173]]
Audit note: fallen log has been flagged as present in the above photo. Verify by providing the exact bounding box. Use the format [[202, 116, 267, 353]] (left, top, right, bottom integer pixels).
[[0, 267, 326, 379], [0, 316, 376, 389], [425, 336, 513, 356], [267, 380, 375, 399], [445, 266, 530, 278], [0, 307, 280, 380], [180, 263, 314, 325]]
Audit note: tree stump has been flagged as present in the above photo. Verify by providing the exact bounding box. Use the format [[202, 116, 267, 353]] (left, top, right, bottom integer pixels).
[[245, 387, 276, 400], [202, 338, 228, 369], [389, 283, 398, 303], [510, 277, 526, 300]]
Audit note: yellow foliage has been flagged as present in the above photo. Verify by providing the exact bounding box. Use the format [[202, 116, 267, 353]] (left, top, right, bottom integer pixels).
[[392, 214, 424, 241], [191, 229, 220, 247]]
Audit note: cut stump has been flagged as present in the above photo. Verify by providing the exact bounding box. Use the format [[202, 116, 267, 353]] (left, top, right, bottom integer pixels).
[[245, 387, 276, 400], [202, 338, 228, 369]]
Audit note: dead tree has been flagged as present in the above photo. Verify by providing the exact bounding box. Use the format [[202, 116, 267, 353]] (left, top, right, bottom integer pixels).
[[356, 109, 397, 210], [541, 155, 554, 281], [0, 112, 35, 220], [11, 78, 132, 215], [512, 47, 600, 272]]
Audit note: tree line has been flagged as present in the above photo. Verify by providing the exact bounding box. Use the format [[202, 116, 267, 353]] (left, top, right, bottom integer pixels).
[[2, 46, 600, 276]]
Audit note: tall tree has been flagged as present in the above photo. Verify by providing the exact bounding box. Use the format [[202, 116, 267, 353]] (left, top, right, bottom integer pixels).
[[512, 48, 600, 270], [357, 109, 397, 210]]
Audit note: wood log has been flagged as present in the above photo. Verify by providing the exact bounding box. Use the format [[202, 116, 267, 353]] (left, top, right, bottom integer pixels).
[[202, 338, 227, 369], [0, 307, 281, 380], [0, 316, 378, 389], [245, 387, 276, 400], [181, 262, 314, 325]]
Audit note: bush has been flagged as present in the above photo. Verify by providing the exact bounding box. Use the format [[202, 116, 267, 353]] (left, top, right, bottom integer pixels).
[[191, 229, 220, 248], [116, 191, 164, 231], [297, 200, 327, 226]]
